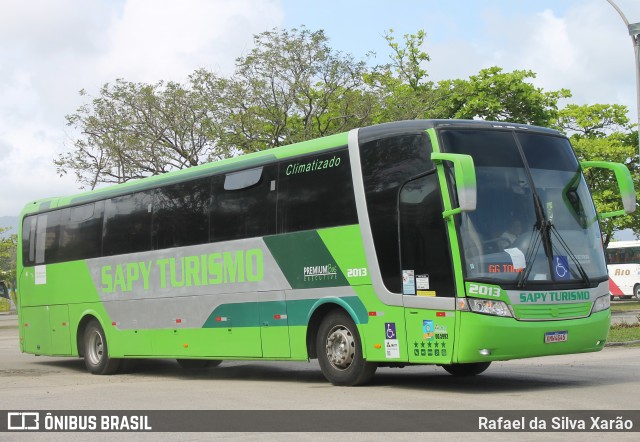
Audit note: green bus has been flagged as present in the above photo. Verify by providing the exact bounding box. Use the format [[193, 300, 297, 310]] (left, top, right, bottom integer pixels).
[[17, 120, 635, 386]]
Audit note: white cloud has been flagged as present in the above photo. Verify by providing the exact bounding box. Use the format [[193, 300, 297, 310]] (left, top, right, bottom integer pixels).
[[0, 0, 283, 217], [425, 0, 640, 121], [100, 0, 284, 82]]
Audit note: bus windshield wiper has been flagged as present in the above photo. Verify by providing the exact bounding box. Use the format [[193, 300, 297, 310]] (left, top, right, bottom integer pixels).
[[516, 225, 541, 288], [517, 192, 554, 288]]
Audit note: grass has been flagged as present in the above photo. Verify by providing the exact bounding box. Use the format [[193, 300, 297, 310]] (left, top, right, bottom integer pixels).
[[609, 300, 640, 343], [610, 300, 640, 313], [608, 321, 640, 343]]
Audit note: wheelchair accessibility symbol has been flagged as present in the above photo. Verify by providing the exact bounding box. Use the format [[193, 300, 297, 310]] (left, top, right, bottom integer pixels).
[[554, 255, 570, 280], [385, 323, 396, 339]]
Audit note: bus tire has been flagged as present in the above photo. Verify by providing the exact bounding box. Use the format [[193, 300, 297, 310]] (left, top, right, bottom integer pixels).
[[176, 359, 222, 369], [83, 319, 121, 375], [316, 310, 377, 386], [634, 285, 640, 300], [441, 362, 491, 376]]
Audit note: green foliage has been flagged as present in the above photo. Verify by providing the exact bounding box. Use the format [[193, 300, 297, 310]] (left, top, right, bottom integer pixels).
[[608, 322, 640, 343], [57, 25, 613, 212], [59, 78, 227, 188], [555, 104, 639, 245], [556, 103, 633, 137], [365, 30, 449, 123], [213, 27, 375, 152], [437, 67, 571, 125], [0, 227, 17, 283]]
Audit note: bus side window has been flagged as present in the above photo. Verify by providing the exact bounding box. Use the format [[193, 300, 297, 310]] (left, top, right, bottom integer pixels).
[[58, 202, 104, 261], [277, 149, 357, 233], [22, 216, 36, 266], [103, 192, 153, 256], [153, 178, 210, 249], [30, 211, 63, 265], [210, 165, 277, 242]]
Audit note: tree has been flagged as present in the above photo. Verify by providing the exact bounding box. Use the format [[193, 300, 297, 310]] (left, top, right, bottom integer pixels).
[[555, 103, 639, 245], [365, 30, 448, 123], [437, 67, 571, 125], [57, 27, 578, 188], [555, 103, 633, 137], [58, 78, 227, 189], [0, 227, 17, 283], [211, 27, 375, 153], [59, 27, 377, 187]]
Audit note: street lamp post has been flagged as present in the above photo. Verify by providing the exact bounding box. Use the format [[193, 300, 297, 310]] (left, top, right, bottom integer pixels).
[[606, 0, 640, 159]]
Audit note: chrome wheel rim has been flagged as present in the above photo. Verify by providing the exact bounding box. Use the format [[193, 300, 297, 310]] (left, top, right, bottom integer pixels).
[[86, 329, 104, 366], [325, 325, 355, 370]]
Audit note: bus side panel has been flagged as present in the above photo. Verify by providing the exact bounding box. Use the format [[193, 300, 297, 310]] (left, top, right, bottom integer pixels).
[[49, 305, 72, 355], [21, 306, 50, 355], [20, 304, 71, 357], [403, 308, 455, 364], [608, 264, 639, 297]]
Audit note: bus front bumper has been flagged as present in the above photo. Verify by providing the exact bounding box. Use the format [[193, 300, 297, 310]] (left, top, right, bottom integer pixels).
[[454, 309, 610, 363]]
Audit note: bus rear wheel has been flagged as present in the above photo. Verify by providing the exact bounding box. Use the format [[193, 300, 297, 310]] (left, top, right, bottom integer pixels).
[[83, 319, 120, 375], [316, 310, 377, 386], [441, 362, 491, 376], [176, 359, 222, 369], [634, 285, 640, 300]]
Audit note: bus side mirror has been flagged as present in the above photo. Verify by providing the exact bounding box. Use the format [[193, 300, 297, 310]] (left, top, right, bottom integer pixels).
[[431, 152, 477, 217], [581, 161, 636, 219]]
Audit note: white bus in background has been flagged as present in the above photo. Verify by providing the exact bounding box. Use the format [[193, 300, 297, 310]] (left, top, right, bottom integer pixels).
[[606, 240, 640, 300]]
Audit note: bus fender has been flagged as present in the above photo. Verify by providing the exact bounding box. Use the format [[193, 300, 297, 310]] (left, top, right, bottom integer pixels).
[[75, 309, 110, 357], [305, 297, 368, 359]]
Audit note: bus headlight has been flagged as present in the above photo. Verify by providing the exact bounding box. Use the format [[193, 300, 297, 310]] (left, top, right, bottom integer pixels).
[[467, 298, 513, 317], [591, 295, 610, 314]]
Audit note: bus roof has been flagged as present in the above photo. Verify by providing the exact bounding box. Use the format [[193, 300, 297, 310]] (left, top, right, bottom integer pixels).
[[21, 119, 564, 217]]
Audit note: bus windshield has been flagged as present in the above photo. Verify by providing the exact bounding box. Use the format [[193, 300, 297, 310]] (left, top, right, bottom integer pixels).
[[440, 128, 607, 288]]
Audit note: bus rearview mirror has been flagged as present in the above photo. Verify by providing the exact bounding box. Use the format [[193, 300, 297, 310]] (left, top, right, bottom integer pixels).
[[581, 161, 636, 219], [431, 152, 477, 217]]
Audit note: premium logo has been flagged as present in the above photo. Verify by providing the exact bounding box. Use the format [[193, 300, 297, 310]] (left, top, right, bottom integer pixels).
[[303, 263, 338, 281]]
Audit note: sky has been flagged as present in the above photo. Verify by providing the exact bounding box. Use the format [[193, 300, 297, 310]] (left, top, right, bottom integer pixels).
[[1, 0, 640, 220]]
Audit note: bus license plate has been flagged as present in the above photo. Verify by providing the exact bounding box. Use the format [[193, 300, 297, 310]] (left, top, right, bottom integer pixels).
[[544, 331, 568, 343]]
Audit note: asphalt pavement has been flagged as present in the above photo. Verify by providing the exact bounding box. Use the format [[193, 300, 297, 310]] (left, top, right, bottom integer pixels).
[[0, 310, 17, 329]]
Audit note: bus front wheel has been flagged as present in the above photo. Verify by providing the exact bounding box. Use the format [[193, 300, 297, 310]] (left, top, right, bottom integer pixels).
[[316, 310, 377, 386], [83, 319, 121, 375], [441, 362, 491, 376], [634, 285, 640, 300]]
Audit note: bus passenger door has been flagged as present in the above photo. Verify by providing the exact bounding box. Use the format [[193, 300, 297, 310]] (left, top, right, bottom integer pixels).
[[399, 173, 457, 364], [258, 291, 290, 357]]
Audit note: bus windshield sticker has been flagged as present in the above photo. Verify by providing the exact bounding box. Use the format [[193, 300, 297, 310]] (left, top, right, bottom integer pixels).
[[402, 270, 415, 295], [554, 256, 570, 280], [416, 274, 435, 296], [416, 274, 429, 290], [504, 248, 526, 270]]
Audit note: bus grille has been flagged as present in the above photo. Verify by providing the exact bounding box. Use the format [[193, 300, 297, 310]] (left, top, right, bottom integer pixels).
[[513, 302, 593, 320]]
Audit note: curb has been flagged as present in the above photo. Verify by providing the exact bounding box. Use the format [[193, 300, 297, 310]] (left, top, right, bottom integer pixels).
[[605, 340, 640, 347]]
